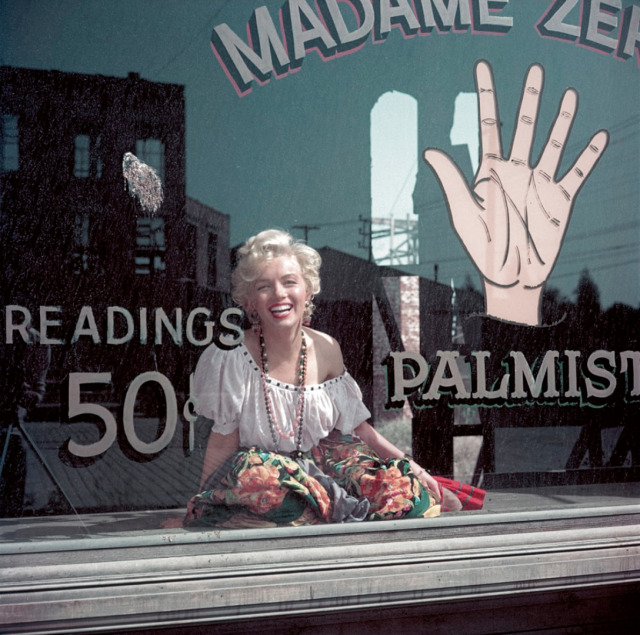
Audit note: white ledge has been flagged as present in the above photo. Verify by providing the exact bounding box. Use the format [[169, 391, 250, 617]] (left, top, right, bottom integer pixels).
[[1, 505, 639, 633]]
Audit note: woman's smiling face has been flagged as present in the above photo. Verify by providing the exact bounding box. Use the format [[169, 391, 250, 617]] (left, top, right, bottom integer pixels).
[[249, 255, 310, 331]]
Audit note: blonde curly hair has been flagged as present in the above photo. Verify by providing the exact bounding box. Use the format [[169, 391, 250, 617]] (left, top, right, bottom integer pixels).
[[231, 229, 321, 321]]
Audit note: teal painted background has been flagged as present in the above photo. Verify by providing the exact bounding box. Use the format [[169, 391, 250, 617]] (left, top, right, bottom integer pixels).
[[2, 0, 638, 308]]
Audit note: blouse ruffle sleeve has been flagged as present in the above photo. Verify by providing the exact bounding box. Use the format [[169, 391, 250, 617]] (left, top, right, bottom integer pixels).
[[192, 344, 247, 436], [324, 372, 371, 436]]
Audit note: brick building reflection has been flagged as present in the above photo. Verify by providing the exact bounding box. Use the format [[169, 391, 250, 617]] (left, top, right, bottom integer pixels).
[[1, 66, 232, 408], [1, 67, 234, 513]]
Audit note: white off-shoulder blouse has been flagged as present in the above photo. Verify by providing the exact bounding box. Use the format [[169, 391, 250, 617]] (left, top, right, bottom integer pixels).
[[192, 343, 371, 453]]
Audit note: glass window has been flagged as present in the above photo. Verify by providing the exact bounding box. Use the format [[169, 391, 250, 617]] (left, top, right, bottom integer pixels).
[[135, 216, 166, 275], [74, 134, 90, 177], [72, 212, 90, 273], [1, 113, 19, 172], [136, 138, 165, 181], [74, 134, 102, 179], [95, 134, 103, 179], [1, 3, 639, 591]]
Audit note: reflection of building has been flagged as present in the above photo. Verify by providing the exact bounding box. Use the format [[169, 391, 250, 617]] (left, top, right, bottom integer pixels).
[[371, 275, 420, 424], [0, 64, 231, 301], [2, 67, 179, 301], [0, 65, 231, 397], [316, 247, 483, 475], [185, 197, 231, 292], [369, 90, 420, 266], [1, 66, 233, 516]]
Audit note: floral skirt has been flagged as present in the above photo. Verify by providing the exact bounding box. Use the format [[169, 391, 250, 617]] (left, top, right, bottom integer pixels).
[[183, 431, 484, 529]]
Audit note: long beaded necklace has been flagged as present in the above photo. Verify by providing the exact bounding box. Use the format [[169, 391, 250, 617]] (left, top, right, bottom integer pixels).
[[259, 329, 307, 459]]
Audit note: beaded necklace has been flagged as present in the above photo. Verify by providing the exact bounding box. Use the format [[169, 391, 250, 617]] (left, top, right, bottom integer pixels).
[[259, 329, 307, 459]]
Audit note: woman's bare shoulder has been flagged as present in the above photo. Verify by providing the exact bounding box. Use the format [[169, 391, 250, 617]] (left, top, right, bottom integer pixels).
[[305, 327, 344, 380], [305, 327, 341, 353]]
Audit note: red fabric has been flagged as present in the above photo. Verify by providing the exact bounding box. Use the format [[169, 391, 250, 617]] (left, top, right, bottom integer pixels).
[[434, 476, 485, 511]]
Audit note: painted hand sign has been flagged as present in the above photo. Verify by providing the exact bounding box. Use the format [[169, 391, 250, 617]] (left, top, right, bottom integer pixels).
[[424, 61, 609, 326]]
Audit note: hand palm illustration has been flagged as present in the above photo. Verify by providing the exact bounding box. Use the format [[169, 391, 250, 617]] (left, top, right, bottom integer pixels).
[[464, 154, 573, 290], [424, 61, 608, 294]]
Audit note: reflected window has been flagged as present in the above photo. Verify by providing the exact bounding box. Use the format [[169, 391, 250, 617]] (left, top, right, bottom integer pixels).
[[207, 231, 218, 287], [72, 212, 90, 273], [95, 135, 103, 178], [136, 138, 165, 181], [74, 135, 90, 177], [1, 113, 19, 172], [74, 134, 103, 179], [135, 216, 166, 275], [185, 223, 197, 281]]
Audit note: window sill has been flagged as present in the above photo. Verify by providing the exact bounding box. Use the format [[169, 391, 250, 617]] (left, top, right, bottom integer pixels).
[[1, 499, 640, 633]]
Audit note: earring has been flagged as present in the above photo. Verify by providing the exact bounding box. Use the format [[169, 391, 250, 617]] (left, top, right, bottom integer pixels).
[[249, 309, 261, 333], [303, 300, 313, 326]]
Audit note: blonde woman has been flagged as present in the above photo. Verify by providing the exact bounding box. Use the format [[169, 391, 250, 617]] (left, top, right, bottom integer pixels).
[[182, 229, 483, 528]]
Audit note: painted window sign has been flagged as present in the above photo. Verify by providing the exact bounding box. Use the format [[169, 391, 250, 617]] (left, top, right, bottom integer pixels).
[[211, 0, 640, 96], [0, 0, 639, 534]]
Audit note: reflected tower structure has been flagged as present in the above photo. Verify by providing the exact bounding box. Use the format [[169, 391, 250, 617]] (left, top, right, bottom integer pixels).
[[370, 91, 419, 266]]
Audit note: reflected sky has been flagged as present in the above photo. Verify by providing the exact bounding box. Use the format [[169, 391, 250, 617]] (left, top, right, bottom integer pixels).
[[2, 0, 639, 308]]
